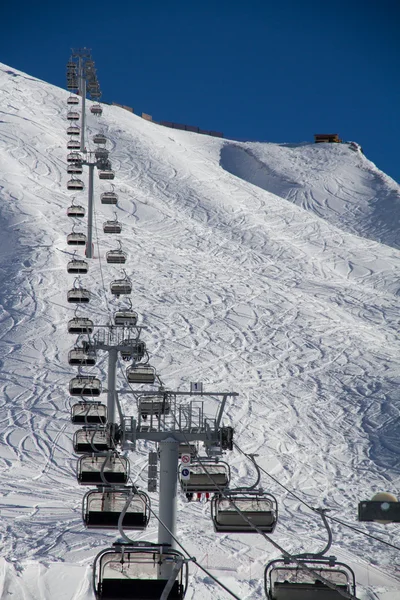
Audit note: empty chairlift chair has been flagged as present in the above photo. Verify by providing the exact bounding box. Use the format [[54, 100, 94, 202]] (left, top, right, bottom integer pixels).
[[67, 111, 80, 121], [98, 169, 115, 180], [67, 163, 83, 175], [179, 460, 230, 494], [126, 365, 156, 384], [67, 231, 87, 245], [101, 190, 118, 205], [67, 203, 85, 217], [93, 133, 107, 145], [110, 274, 132, 297], [67, 178, 84, 191], [67, 139, 81, 150], [264, 558, 357, 600], [93, 543, 188, 600], [67, 95, 79, 105], [67, 125, 80, 136], [114, 309, 137, 326], [103, 217, 122, 234], [67, 259, 88, 274], [67, 152, 82, 163], [77, 452, 129, 485], [73, 427, 112, 453], [139, 396, 170, 420], [67, 284, 90, 303], [68, 316, 94, 334], [71, 401, 107, 425], [106, 247, 126, 264], [211, 491, 278, 533], [91, 104, 103, 115], [69, 375, 102, 396], [82, 487, 150, 530], [68, 346, 96, 366]]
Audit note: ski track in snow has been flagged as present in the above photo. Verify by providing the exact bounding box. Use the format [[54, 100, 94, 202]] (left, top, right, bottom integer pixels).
[[0, 63, 399, 598]]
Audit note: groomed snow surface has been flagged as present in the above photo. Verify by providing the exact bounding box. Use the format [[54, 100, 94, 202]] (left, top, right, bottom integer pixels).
[[0, 63, 399, 599]]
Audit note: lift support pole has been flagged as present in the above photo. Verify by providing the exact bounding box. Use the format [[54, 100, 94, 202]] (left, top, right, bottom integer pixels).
[[86, 162, 94, 259], [107, 347, 118, 424], [158, 437, 179, 579]]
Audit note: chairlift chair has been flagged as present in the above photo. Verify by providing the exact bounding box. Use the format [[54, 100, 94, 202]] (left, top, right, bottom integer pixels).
[[67, 178, 84, 191], [77, 452, 129, 485], [264, 557, 357, 600], [114, 310, 137, 326], [98, 170, 115, 180], [126, 365, 156, 384], [68, 347, 96, 366], [67, 152, 82, 163], [69, 375, 102, 396], [106, 249, 126, 264], [211, 491, 278, 533], [91, 104, 103, 116], [103, 218, 122, 234], [71, 401, 107, 425], [67, 125, 80, 136], [100, 191, 118, 204], [67, 111, 80, 121], [73, 427, 112, 453], [67, 163, 83, 174], [67, 287, 90, 303], [67, 95, 79, 105], [179, 460, 230, 493], [67, 259, 88, 274], [93, 133, 107, 145], [82, 487, 150, 530], [67, 204, 85, 217], [93, 543, 188, 600], [110, 275, 132, 297], [68, 317, 94, 334], [120, 340, 145, 362], [139, 396, 170, 419], [67, 231, 87, 245], [95, 148, 109, 161], [67, 139, 81, 150]]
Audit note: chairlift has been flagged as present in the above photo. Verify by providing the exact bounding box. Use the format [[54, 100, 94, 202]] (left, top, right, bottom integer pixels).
[[95, 147, 109, 160], [67, 178, 84, 191], [93, 133, 107, 145], [71, 401, 107, 425], [120, 340, 145, 362], [126, 365, 156, 384], [358, 492, 400, 523], [93, 542, 188, 600], [211, 491, 278, 533], [110, 273, 132, 297], [179, 460, 230, 493], [67, 125, 80, 136], [114, 310, 138, 326], [82, 487, 150, 530], [67, 163, 83, 174], [67, 152, 83, 163], [66, 60, 76, 69], [73, 427, 112, 453], [100, 190, 118, 205], [98, 169, 115, 180], [67, 95, 79, 105], [77, 452, 129, 485], [67, 259, 88, 274], [68, 317, 94, 334], [67, 231, 87, 245], [91, 104, 103, 116], [68, 347, 96, 366], [139, 396, 170, 419], [67, 139, 81, 150], [67, 287, 90, 303], [103, 217, 122, 234], [106, 249, 127, 264], [264, 557, 357, 600], [67, 203, 85, 217], [67, 111, 80, 121], [69, 375, 102, 396]]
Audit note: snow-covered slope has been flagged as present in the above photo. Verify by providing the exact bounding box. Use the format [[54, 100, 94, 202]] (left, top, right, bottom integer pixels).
[[0, 63, 399, 599]]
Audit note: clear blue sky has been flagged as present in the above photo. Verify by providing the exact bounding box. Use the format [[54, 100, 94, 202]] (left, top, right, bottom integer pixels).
[[2, 0, 399, 183]]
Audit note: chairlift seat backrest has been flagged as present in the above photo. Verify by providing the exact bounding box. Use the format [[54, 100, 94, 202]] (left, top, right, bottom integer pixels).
[[212, 494, 277, 533], [68, 317, 94, 334], [114, 311, 137, 326], [67, 232, 86, 245], [69, 376, 101, 396], [67, 205, 85, 217], [67, 111, 80, 120], [73, 428, 111, 453], [67, 140, 81, 149], [68, 348, 96, 365], [101, 191, 118, 204], [67, 289, 90, 303], [99, 170, 115, 180], [77, 453, 129, 485], [106, 250, 126, 264], [83, 488, 149, 530], [67, 179, 84, 190], [103, 221, 122, 234], [126, 365, 156, 384], [110, 280, 132, 295]]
